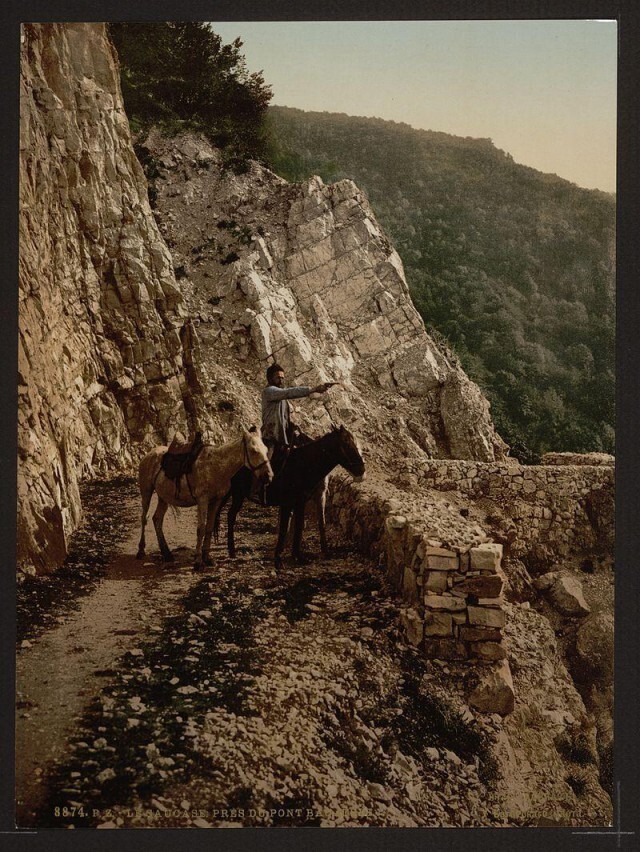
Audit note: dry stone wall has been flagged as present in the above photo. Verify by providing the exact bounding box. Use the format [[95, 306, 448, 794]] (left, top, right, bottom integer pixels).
[[421, 459, 614, 559], [329, 475, 513, 713]]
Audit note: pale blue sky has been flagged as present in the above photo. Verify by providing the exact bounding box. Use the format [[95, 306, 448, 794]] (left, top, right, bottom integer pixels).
[[210, 20, 617, 192]]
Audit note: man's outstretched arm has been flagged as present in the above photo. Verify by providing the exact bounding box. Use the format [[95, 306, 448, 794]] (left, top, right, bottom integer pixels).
[[263, 383, 332, 402]]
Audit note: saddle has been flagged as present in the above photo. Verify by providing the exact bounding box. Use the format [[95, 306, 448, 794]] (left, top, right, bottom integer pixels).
[[161, 431, 204, 492]]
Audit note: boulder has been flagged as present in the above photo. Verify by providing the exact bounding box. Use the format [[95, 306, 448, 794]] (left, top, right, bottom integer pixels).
[[468, 660, 515, 715], [548, 575, 591, 616], [533, 572, 558, 592], [574, 611, 614, 680]]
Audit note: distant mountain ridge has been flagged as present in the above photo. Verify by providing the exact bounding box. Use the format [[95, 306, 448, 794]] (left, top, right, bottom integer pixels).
[[266, 105, 615, 460]]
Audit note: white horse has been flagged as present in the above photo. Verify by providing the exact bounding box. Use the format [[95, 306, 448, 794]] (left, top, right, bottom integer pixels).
[[136, 427, 272, 569]]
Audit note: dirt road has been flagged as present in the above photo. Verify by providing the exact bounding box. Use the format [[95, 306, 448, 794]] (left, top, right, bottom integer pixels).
[[15, 481, 504, 829]]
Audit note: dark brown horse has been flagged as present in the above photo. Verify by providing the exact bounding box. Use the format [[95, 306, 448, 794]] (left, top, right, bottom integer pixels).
[[214, 425, 365, 569]]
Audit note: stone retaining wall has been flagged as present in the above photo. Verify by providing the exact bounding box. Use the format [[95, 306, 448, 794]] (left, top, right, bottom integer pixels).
[[328, 476, 507, 666], [421, 460, 614, 559]]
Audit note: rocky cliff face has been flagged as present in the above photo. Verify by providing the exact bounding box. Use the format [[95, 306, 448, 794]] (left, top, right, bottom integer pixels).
[[19, 24, 193, 573], [143, 130, 507, 473], [18, 23, 506, 575]]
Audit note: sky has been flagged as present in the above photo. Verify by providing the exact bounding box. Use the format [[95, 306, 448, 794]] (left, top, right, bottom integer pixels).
[[210, 20, 617, 193]]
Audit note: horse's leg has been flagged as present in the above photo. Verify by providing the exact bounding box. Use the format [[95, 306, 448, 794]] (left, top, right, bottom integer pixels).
[[193, 498, 208, 570], [202, 498, 222, 566], [227, 491, 246, 559], [317, 482, 329, 557], [214, 491, 231, 545], [293, 499, 308, 563], [274, 506, 292, 571], [136, 483, 154, 559], [152, 498, 173, 562]]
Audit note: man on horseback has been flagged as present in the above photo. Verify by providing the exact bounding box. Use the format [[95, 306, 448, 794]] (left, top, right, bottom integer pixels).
[[261, 363, 332, 481]]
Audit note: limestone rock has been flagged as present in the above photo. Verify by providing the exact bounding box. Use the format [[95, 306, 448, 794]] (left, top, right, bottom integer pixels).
[[391, 342, 447, 395], [469, 543, 503, 572], [467, 606, 506, 629], [400, 608, 424, 647], [459, 626, 502, 643], [469, 642, 507, 662], [454, 575, 503, 598], [425, 571, 448, 594], [424, 595, 466, 612], [548, 576, 591, 617], [18, 23, 191, 574], [533, 572, 558, 592], [468, 660, 515, 715], [424, 611, 454, 637]]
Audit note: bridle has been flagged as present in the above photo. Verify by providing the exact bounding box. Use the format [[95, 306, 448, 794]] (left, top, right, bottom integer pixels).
[[321, 429, 364, 475], [243, 435, 271, 473], [335, 431, 364, 476]]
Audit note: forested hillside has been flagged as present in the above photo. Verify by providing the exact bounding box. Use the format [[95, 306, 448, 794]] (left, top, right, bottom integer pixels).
[[266, 107, 615, 460]]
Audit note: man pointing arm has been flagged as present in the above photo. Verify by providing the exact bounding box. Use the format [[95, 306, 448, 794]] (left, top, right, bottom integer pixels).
[[261, 363, 332, 454]]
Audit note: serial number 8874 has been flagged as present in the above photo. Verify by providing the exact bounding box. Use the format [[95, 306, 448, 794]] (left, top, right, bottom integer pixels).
[[53, 806, 88, 818]]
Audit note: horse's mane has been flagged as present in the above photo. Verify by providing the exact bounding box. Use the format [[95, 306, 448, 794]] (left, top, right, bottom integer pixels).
[[197, 433, 248, 459], [291, 428, 339, 457]]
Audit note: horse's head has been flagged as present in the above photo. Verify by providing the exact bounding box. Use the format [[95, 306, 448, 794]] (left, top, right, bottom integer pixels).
[[243, 426, 273, 482], [332, 424, 366, 481]]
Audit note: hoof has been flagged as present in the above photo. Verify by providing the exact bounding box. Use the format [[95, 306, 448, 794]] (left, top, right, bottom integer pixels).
[[294, 553, 312, 566], [274, 558, 283, 572], [193, 562, 204, 572], [136, 549, 145, 560], [203, 556, 213, 567], [161, 552, 174, 563]]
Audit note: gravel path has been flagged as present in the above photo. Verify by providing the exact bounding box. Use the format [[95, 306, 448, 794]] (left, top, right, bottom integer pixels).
[[16, 481, 505, 829]]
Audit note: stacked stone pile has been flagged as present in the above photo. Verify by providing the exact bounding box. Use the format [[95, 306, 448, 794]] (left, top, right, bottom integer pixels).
[[417, 540, 506, 664]]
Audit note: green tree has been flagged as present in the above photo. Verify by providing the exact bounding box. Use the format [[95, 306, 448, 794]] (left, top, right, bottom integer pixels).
[[108, 22, 272, 162]]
